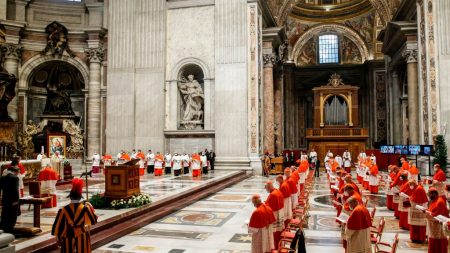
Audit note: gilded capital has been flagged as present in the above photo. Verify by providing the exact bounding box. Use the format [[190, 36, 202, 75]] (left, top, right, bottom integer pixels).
[[0, 44, 23, 60], [402, 48, 418, 63], [263, 54, 276, 67], [85, 47, 105, 63]]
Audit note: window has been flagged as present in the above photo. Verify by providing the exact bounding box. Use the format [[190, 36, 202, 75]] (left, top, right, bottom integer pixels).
[[318, 34, 339, 64]]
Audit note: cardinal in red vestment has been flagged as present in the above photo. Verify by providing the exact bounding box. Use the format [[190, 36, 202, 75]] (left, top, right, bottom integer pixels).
[[408, 180, 428, 243], [248, 194, 276, 253], [425, 187, 449, 253], [344, 197, 372, 253], [265, 181, 285, 247]]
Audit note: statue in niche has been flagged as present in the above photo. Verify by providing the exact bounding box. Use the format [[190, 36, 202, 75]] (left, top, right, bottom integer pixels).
[[43, 66, 75, 115], [0, 66, 17, 122], [178, 74, 204, 130], [41, 21, 75, 57]]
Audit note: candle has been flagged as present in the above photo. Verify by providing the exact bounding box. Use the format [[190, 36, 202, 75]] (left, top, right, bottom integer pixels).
[[41, 146, 44, 154]]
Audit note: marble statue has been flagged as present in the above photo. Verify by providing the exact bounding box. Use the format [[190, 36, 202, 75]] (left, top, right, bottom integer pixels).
[[63, 119, 84, 157], [0, 66, 17, 122], [178, 74, 204, 129]]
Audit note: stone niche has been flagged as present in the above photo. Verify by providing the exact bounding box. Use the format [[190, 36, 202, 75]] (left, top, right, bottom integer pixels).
[[164, 59, 215, 154]]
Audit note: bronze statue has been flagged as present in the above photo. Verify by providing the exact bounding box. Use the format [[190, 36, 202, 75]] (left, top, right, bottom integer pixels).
[[41, 21, 75, 57], [0, 66, 17, 122]]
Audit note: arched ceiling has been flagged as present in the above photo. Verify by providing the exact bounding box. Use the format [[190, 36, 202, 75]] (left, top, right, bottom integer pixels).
[[268, 0, 401, 26], [290, 0, 373, 22]]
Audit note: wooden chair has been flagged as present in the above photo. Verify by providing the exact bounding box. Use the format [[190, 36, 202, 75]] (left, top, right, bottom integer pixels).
[[370, 217, 385, 244], [28, 181, 41, 210], [273, 239, 295, 253], [370, 206, 377, 223], [374, 233, 399, 253]]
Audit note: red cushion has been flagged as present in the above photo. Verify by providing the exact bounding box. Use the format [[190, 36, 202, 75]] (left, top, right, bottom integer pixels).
[[281, 231, 295, 239]]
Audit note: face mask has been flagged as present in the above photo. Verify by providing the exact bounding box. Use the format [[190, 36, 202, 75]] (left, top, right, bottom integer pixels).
[[410, 186, 414, 190], [344, 192, 349, 196]]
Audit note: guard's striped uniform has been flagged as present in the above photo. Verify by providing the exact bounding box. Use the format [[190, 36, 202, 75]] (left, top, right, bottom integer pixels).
[[51, 202, 97, 253]]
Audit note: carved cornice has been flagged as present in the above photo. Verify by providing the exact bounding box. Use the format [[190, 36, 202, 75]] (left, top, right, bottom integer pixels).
[[0, 43, 23, 61], [263, 54, 276, 67], [85, 47, 105, 63]]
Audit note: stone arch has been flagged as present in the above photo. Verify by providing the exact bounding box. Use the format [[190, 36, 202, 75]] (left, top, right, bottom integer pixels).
[[290, 23, 371, 66], [19, 55, 89, 90], [171, 57, 211, 81]]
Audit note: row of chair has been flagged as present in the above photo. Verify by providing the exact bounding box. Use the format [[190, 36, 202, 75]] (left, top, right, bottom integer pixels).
[[273, 171, 316, 253]]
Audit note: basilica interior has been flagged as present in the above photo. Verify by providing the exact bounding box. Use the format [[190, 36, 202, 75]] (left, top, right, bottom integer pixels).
[[0, 0, 449, 253]]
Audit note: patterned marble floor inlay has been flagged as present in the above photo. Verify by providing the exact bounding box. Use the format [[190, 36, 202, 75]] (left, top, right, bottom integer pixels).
[[94, 173, 428, 253], [131, 228, 211, 240], [314, 193, 386, 207], [229, 234, 252, 243], [187, 202, 246, 210], [155, 210, 235, 227], [206, 194, 251, 202]]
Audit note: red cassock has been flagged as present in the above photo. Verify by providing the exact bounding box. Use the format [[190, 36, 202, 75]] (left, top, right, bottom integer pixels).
[[287, 178, 298, 195], [409, 185, 428, 243], [433, 169, 447, 182], [249, 203, 276, 228], [398, 183, 413, 230], [279, 181, 291, 199], [427, 197, 449, 253], [343, 191, 363, 213], [401, 162, 410, 171], [265, 189, 285, 247], [347, 204, 372, 230], [390, 171, 406, 218], [369, 164, 379, 194], [38, 167, 59, 208], [291, 171, 300, 185], [265, 189, 285, 212]]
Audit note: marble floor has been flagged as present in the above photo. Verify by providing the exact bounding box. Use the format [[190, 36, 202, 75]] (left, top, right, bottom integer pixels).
[[95, 171, 429, 253], [12, 170, 237, 251]]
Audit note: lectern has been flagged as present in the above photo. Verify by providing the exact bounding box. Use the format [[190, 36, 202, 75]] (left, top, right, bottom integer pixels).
[[105, 159, 140, 199]]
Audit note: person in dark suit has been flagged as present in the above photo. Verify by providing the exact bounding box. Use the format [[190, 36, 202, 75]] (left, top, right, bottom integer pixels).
[[209, 150, 216, 170], [0, 160, 20, 233]]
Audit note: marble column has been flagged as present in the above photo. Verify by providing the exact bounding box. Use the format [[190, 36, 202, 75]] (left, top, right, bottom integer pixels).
[[86, 47, 104, 157], [391, 70, 402, 145], [1, 44, 23, 122], [274, 69, 283, 153], [403, 47, 419, 144], [263, 53, 276, 154]]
